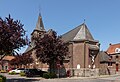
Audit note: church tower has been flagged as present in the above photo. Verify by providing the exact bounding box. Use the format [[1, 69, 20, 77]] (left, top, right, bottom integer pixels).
[[24, 14, 47, 69], [31, 13, 46, 41]]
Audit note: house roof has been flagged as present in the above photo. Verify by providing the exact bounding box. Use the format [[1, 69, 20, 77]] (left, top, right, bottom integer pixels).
[[3, 56, 15, 61], [61, 23, 95, 42], [106, 43, 120, 55]]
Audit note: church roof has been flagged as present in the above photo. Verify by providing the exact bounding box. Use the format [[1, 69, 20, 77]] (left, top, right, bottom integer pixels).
[[61, 23, 95, 42], [24, 40, 35, 53], [99, 51, 115, 63], [25, 14, 45, 54], [35, 14, 45, 31], [99, 51, 110, 63]]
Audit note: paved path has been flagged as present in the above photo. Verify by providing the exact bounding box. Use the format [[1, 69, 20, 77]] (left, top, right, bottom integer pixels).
[[1, 73, 40, 82], [40, 74, 120, 82], [1, 73, 120, 82]]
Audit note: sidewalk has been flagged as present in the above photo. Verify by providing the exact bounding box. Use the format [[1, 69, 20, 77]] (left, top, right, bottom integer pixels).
[[62, 74, 120, 80]]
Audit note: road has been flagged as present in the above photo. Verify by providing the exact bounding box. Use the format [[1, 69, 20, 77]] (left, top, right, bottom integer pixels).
[[1, 73, 40, 82], [1, 73, 120, 82], [41, 75, 120, 82]]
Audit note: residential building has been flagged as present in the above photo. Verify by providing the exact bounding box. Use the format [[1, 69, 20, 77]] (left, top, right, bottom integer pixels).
[[106, 43, 120, 74], [0, 56, 15, 71]]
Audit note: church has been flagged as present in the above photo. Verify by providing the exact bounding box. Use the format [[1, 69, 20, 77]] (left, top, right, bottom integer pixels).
[[24, 14, 117, 77]]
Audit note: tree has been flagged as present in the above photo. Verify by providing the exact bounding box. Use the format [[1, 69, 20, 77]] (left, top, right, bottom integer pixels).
[[10, 53, 33, 68], [21, 53, 33, 66], [0, 15, 28, 60], [33, 30, 69, 73]]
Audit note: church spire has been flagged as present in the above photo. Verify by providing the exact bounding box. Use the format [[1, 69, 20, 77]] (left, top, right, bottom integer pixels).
[[35, 13, 45, 31]]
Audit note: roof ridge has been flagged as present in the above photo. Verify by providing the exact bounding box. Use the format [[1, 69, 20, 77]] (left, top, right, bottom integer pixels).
[[62, 23, 83, 36], [110, 43, 120, 46], [108, 43, 120, 48]]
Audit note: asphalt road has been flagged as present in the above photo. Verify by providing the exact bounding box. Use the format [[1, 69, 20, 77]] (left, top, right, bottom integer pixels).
[[1, 73, 40, 82], [1, 73, 120, 82]]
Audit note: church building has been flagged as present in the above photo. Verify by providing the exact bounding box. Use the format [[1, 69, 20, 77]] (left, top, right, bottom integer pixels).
[[24, 14, 101, 77], [61, 23, 100, 76]]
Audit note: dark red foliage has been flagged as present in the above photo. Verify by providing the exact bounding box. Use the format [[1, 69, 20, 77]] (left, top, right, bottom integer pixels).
[[9, 53, 33, 66], [0, 15, 28, 59], [34, 30, 69, 64]]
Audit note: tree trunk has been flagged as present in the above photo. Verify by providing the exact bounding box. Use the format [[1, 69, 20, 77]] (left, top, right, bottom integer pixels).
[[49, 60, 56, 73]]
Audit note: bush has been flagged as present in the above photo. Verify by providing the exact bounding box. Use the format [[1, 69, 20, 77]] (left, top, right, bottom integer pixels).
[[49, 73, 57, 78], [0, 70, 7, 73], [43, 72, 57, 79], [20, 72, 26, 76], [9, 71, 16, 75], [0, 77, 2, 82], [0, 75, 6, 82], [43, 73, 50, 79]]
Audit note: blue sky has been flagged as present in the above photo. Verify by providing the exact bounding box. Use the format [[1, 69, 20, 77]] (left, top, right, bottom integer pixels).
[[0, 0, 120, 53]]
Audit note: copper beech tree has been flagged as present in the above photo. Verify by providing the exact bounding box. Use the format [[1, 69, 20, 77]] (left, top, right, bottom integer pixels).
[[33, 30, 69, 73], [0, 15, 28, 60], [10, 54, 33, 67]]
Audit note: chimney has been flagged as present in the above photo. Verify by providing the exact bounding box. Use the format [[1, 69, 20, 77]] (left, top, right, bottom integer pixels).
[[109, 43, 112, 46]]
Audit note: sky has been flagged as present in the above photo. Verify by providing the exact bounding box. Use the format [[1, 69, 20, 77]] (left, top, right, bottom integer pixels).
[[0, 0, 120, 53]]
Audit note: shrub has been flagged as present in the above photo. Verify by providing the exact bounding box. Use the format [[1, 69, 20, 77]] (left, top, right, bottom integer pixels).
[[0, 77, 2, 82], [0, 70, 7, 73], [43, 73, 50, 79], [49, 73, 57, 78], [20, 72, 26, 76], [9, 71, 16, 75], [43, 72, 57, 79], [0, 75, 6, 82]]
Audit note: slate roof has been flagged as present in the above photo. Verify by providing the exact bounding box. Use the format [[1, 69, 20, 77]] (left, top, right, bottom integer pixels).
[[89, 44, 99, 50], [24, 40, 36, 53], [35, 13, 45, 31], [61, 23, 94, 42], [99, 51, 110, 63], [106, 43, 120, 55], [24, 14, 45, 54]]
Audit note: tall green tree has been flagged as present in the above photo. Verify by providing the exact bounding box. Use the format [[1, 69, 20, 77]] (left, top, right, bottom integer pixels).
[[33, 30, 68, 73], [0, 15, 28, 60]]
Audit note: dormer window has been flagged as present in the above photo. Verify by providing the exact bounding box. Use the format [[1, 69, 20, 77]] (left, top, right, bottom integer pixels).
[[115, 48, 120, 53]]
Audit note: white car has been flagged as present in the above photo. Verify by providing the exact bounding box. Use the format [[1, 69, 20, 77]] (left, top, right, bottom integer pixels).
[[9, 68, 25, 73]]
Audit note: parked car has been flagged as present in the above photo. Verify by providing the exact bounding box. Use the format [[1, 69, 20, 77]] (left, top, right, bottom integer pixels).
[[9, 68, 25, 74], [8, 68, 16, 72], [25, 68, 47, 77]]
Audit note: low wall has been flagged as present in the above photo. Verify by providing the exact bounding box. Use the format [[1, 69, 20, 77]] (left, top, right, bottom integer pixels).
[[70, 68, 100, 77], [99, 68, 116, 75]]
